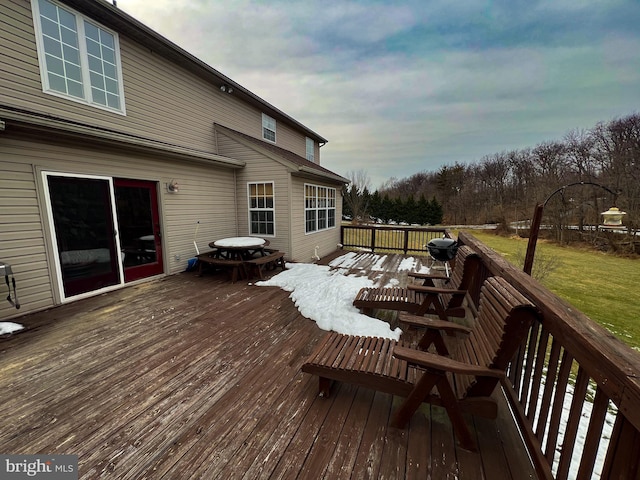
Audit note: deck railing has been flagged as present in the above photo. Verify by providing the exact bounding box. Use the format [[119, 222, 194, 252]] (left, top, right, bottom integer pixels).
[[457, 230, 640, 480], [341, 224, 640, 478], [340, 224, 449, 254]]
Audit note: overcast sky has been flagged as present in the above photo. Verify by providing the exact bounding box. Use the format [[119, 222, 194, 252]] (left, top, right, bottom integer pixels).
[[116, 0, 640, 189]]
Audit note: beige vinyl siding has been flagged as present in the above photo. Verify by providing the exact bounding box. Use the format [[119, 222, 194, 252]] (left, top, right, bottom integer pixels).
[[290, 178, 342, 262], [0, 160, 53, 319], [0, 132, 236, 320], [216, 132, 292, 256], [1, 0, 316, 162]]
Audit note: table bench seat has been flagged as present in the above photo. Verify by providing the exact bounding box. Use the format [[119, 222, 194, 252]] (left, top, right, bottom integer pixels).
[[196, 254, 245, 283], [245, 251, 286, 280]]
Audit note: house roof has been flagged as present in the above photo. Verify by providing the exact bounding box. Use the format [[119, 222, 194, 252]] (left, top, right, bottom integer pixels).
[[61, 0, 328, 145], [215, 124, 349, 184]]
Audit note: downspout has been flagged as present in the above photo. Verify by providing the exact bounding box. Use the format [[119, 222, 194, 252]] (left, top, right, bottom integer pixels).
[[234, 169, 239, 237]]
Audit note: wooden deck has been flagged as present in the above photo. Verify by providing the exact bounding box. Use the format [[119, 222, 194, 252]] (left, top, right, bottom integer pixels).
[[0, 252, 536, 479]]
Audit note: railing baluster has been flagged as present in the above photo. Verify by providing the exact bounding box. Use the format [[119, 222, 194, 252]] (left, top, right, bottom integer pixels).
[[556, 367, 590, 480], [600, 414, 640, 479], [545, 348, 573, 465], [576, 386, 608, 479], [527, 328, 550, 422], [535, 338, 561, 444]]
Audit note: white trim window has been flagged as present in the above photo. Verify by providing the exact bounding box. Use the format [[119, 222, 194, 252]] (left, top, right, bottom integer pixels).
[[31, 0, 126, 114], [262, 113, 276, 142], [306, 137, 315, 162], [305, 184, 336, 233], [248, 182, 275, 236]]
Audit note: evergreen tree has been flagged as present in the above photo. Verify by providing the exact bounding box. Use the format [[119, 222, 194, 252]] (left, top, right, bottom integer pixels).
[[428, 196, 444, 225]]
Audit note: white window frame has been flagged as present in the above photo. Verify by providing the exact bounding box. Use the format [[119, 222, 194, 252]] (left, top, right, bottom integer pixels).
[[31, 0, 126, 115], [41, 171, 125, 303], [248, 181, 276, 236], [262, 113, 276, 143], [306, 137, 315, 162], [305, 183, 336, 234]]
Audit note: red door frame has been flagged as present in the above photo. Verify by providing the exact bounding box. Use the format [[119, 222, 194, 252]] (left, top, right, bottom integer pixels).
[[115, 178, 164, 282]]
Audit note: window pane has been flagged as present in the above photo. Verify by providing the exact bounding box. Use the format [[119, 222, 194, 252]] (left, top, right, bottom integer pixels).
[[91, 87, 106, 105], [263, 128, 275, 142], [38, 0, 58, 20], [90, 71, 105, 89], [88, 55, 103, 74], [41, 17, 60, 39], [86, 37, 100, 57], [318, 210, 327, 229], [67, 78, 84, 98], [104, 62, 116, 79], [84, 21, 100, 41], [101, 31, 115, 49], [65, 62, 82, 82], [60, 25, 78, 46], [58, 8, 76, 30], [62, 43, 80, 65], [43, 35, 62, 57], [47, 72, 66, 93], [106, 93, 120, 110], [47, 55, 64, 76], [102, 45, 115, 64], [105, 77, 118, 94]]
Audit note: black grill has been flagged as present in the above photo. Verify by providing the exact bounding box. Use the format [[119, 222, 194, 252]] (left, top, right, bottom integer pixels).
[[426, 238, 458, 262]]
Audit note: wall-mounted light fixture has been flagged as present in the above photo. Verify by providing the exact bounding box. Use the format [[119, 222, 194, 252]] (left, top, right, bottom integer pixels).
[[220, 85, 233, 94], [167, 179, 179, 193]]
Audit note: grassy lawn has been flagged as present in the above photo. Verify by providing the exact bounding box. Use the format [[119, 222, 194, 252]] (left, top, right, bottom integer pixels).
[[460, 229, 640, 350]]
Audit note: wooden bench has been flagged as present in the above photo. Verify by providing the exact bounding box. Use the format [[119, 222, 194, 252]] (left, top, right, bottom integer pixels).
[[302, 276, 540, 451], [196, 253, 246, 283], [352, 245, 481, 321], [244, 251, 286, 280]]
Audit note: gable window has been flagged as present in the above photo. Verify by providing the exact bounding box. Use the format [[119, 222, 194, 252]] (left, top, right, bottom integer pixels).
[[262, 114, 276, 142], [31, 0, 126, 114], [248, 182, 275, 236], [305, 184, 336, 233], [306, 137, 315, 162]]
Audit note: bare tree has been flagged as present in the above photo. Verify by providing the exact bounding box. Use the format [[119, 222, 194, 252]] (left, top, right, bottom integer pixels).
[[343, 169, 372, 223]]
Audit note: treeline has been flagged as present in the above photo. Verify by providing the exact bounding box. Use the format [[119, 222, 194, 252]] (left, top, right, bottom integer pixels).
[[343, 190, 443, 225], [344, 112, 639, 252]]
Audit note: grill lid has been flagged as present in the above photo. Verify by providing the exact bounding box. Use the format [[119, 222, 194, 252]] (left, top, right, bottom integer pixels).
[[426, 238, 458, 261]]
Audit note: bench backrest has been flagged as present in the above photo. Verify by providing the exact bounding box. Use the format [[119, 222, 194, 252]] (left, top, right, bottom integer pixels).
[[437, 245, 481, 308], [451, 276, 539, 399]]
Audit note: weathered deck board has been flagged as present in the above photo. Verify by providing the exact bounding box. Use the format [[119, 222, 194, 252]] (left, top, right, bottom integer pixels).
[[0, 253, 537, 479]]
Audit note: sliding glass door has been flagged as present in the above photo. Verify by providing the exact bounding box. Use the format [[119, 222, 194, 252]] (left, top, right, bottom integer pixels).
[[44, 173, 164, 300], [47, 175, 121, 297]]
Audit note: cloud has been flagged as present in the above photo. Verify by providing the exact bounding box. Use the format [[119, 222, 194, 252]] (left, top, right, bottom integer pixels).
[[117, 0, 640, 189]]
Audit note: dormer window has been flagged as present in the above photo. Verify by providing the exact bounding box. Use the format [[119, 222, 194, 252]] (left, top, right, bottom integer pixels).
[[31, 0, 126, 114], [262, 113, 276, 142]]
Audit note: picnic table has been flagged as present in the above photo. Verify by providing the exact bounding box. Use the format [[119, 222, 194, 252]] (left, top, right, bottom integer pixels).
[[208, 237, 270, 260], [197, 237, 284, 282]]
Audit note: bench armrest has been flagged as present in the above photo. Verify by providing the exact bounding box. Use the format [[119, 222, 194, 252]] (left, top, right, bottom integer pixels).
[[408, 272, 450, 281], [407, 285, 466, 295], [397, 313, 472, 335], [393, 347, 505, 379]]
